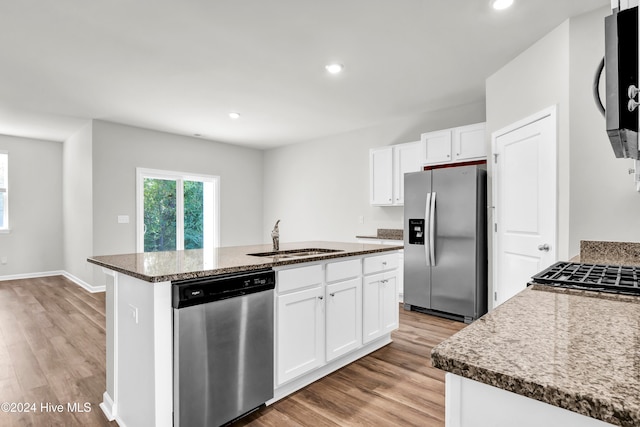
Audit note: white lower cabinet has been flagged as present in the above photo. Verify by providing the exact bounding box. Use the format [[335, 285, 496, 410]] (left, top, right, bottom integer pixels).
[[326, 278, 362, 361], [274, 252, 399, 395], [276, 285, 324, 386], [445, 373, 614, 427], [363, 272, 398, 343]]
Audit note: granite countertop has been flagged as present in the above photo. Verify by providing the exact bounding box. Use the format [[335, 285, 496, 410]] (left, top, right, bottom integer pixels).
[[87, 241, 402, 283], [356, 228, 403, 241], [580, 240, 640, 266], [431, 285, 640, 426]]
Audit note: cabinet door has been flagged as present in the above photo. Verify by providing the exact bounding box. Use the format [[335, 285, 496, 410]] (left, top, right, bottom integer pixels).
[[453, 123, 486, 161], [276, 286, 324, 385], [381, 275, 398, 334], [393, 141, 423, 205], [326, 278, 362, 361], [363, 272, 399, 344], [396, 251, 404, 302], [422, 130, 452, 164], [369, 147, 393, 205], [362, 274, 383, 344]]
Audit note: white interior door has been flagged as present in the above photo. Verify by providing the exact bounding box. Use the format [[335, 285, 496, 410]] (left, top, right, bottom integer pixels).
[[493, 107, 557, 307]]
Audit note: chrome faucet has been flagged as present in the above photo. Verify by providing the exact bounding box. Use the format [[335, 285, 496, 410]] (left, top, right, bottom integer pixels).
[[271, 220, 280, 251]]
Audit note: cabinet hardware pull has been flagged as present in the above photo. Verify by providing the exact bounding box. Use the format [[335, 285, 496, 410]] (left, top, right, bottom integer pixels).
[[330, 293, 335, 297], [318, 296, 324, 300]]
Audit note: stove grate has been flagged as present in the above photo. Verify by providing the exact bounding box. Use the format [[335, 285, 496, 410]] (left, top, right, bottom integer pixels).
[[531, 261, 640, 295]]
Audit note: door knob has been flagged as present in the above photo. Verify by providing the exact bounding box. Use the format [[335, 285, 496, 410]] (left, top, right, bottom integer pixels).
[[538, 244, 550, 252]]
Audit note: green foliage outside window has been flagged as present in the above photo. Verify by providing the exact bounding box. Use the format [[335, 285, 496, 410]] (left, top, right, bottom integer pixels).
[[184, 181, 204, 250], [143, 178, 205, 252], [144, 178, 177, 252]]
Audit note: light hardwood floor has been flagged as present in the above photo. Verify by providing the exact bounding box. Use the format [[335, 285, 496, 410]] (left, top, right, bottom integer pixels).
[[234, 301, 466, 426], [0, 275, 117, 427], [0, 275, 465, 427]]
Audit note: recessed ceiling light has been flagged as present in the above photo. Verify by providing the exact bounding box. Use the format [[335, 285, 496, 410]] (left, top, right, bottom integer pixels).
[[325, 63, 344, 74], [492, 0, 513, 10], [228, 112, 241, 119]]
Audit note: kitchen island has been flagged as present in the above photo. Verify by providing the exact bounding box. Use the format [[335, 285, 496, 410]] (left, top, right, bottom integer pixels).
[[88, 241, 402, 427], [431, 284, 640, 427]]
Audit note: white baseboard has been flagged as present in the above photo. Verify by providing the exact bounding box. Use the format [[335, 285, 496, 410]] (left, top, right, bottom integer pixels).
[[63, 271, 105, 293], [0, 270, 105, 293], [99, 392, 116, 421], [0, 270, 65, 282]]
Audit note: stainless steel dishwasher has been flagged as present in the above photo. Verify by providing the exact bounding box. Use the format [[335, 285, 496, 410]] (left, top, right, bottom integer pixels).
[[172, 269, 275, 427]]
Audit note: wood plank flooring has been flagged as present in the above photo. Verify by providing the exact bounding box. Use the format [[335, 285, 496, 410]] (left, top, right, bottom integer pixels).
[[0, 276, 117, 427], [235, 305, 466, 427], [0, 275, 465, 427]]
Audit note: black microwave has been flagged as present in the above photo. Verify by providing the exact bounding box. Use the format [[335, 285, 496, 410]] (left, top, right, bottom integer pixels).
[[599, 6, 638, 159]]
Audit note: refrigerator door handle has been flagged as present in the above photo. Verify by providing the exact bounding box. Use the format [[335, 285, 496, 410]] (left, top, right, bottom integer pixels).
[[429, 192, 436, 266], [425, 192, 432, 266]]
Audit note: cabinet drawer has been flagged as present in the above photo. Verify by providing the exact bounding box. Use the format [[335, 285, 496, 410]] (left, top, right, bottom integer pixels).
[[277, 264, 323, 293], [326, 259, 361, 283], [363, 253, 399, 275]]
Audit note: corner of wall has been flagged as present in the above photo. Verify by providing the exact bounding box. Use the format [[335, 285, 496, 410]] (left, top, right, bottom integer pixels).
[[62, 120, 95, 286]]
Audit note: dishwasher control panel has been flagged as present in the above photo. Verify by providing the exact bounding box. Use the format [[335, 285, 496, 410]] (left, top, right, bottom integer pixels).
[[172, 269, 275, 308]]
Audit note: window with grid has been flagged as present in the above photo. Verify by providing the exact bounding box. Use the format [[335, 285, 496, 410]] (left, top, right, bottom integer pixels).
[[136, 168, 219, 252]]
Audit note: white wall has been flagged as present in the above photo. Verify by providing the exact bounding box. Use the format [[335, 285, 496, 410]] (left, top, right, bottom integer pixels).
[[485, 6, 640, 308], [262, 102, 486, 244], [487, 5, 640, 261], [486, 20, 571, 261], [91, 120, 264, 255], [63, 123, 94, 285], [568, 7, 640, 253], [0, 134, 63, 276]]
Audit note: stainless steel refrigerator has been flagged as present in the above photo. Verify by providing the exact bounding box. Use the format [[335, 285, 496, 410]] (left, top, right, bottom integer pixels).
[[403, 165, 487, 323]]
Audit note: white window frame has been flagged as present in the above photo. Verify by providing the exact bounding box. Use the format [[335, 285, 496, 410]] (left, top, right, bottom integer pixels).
[[136, 168, 220, 252], [0, 151, 8, 233]]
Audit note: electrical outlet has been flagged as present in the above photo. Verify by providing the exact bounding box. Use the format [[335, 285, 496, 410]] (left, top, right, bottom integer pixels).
[[117, 215, 130, 224], [128, 304, 139, 324], [0, 257, 7, 265], [358, 216, 364, 224]]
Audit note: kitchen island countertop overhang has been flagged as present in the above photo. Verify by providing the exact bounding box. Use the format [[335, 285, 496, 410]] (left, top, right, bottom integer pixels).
[[431, 284, 640, 426], [87, 240, 403, 282]]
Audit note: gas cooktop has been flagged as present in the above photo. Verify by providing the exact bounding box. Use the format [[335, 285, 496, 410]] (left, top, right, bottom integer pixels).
[[531, 261, 640, 296]]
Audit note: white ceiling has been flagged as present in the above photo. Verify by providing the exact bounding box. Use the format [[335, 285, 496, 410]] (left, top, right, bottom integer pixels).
[[0, 0, 609, 149]]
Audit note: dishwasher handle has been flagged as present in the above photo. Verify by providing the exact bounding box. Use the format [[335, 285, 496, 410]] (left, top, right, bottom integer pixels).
[[172, 269, 275, 308]]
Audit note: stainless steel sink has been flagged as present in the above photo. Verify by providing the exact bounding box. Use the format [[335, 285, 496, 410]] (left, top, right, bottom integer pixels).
[[247, 248, 343, 258]]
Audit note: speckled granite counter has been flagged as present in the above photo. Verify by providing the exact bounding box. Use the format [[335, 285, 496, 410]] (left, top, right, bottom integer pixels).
[[580, 240, 640, 266], [432, 285, 640, 426], [356, 228, 403, 241], [87, 241, 402, 282]]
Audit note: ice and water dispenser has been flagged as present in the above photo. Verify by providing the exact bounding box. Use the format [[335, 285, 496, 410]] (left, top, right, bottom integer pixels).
[[408, 219, 424, 245]]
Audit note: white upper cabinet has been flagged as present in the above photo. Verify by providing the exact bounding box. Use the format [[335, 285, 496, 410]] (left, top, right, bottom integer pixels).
[[369, 147, 394, 205], [370, 123, 485, 206], [422, 130, 453, 164], [453, 122, 487, 162], [421, 122, 487, 166], [370, 141, 423, 206], [393, 142, 423, 205]]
